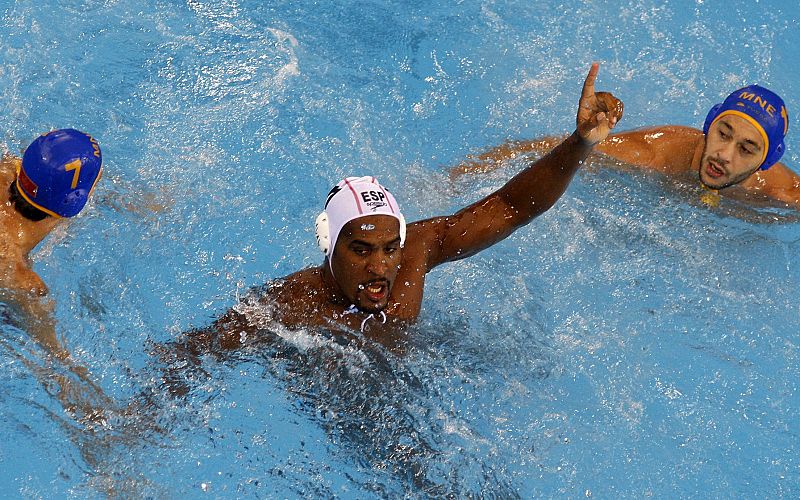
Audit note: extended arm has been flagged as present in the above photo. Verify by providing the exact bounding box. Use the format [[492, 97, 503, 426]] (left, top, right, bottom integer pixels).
[[424, 63, 623, 268], [0, 287, 112, 421], [448, 135, 567, 178], [451, 125, 702, 178]]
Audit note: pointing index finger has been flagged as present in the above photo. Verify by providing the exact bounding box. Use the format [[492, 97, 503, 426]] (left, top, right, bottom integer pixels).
[[581, 62, 599, 100]]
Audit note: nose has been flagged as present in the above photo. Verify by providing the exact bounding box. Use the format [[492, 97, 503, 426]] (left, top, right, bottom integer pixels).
[[715, 141, 735, 164], [366, 252, 388, 276]]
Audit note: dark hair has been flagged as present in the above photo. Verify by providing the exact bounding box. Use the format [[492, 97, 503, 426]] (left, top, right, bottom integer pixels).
[[8, 182, 49, 221]]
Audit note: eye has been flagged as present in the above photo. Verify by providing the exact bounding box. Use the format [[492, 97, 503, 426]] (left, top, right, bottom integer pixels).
[[718, 129, 731, 140], [351, 246, 370, 256], [739, 143, 757, 156]]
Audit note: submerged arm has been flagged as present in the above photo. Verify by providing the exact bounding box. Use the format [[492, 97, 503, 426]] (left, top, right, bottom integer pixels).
[[448, 135, 567, 178], [178, 306, 255, 356], [151, 307, 255, 396], [1, 287, 113, 422]]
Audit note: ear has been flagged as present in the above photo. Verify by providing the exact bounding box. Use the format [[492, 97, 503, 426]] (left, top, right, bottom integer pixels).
[[760, 141, 785, 171], [315, 211, 330, 254]]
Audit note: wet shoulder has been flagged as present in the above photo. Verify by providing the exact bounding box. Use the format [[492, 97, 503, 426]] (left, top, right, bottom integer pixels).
[[601, 125, 702, 148], [262, 267, 330, 315], [746, 162, 800, 205], [0, 155, 18, 193], [0, 262, 48, 297], [403, 218, 445, 271]]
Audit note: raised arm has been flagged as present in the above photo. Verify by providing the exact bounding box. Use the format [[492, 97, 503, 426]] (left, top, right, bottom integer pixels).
[[420, 63, 623, 268]]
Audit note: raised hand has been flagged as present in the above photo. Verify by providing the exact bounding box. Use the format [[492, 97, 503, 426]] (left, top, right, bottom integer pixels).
[[576, 62, 624, 145]]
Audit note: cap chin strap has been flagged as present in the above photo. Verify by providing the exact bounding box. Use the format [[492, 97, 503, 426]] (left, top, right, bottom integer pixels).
[[342, 304, 387, 332]]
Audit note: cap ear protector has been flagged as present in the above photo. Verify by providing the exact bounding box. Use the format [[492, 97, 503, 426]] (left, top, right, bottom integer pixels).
[[315, 210, 406, 256], [765, 141, 785, 171], [702, 103, 722, 136], [703, 85, 788, 171], [315, 211, 332, 254]]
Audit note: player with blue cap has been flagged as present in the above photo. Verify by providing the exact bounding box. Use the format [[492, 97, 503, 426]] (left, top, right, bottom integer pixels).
[[2, 128, 102, 343], [2, 129, 107, 417], [703, 85, 788, 172], [14, 128, 103, 219], [454, 83, 797, 207]]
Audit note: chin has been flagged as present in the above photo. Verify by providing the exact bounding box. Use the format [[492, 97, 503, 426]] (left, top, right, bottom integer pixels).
[[700, 177, 724, 190], [357, 302, 387, 314], [699, 170, 728, 191]]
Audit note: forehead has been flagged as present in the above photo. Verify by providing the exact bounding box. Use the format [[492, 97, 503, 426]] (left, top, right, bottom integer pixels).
[[339, 214, 400, 242], [715, 114, 765, 148]]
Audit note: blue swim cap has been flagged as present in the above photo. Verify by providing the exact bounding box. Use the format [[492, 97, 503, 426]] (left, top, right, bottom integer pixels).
[[16, 129, 103, 218], [703, 85, 789, 170]]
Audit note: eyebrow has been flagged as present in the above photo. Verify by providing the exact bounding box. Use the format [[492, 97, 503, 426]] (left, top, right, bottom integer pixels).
[[349, 237, 402, 247]]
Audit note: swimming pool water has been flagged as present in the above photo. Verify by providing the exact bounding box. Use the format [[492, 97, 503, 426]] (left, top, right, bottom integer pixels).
[[1, 0, 799, 497]]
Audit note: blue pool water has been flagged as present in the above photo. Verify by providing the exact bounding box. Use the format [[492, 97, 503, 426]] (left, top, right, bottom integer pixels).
[[1, 0, 799, 497]]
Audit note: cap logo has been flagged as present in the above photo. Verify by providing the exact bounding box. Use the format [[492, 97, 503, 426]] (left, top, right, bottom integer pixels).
[[89, 135, 101, 158], [18, 167, 38, 197], [324, 185, 343, 209], [360, 190, 387, 212], [65, 159, 82, 189], [737, 90, 777, 118]]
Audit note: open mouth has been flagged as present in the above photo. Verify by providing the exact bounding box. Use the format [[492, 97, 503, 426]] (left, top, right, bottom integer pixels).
[[705, 159, 726, 179], [360, 280, 389, 302]]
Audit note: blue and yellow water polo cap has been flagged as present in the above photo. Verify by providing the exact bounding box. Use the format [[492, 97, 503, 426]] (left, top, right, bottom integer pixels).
[[703, 85, 789, 170], [16, 129, 102, 218]]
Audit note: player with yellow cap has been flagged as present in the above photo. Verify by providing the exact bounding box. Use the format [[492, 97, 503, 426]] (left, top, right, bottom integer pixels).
[[453, 84, 797, 208], [2, 128, 102, 354]]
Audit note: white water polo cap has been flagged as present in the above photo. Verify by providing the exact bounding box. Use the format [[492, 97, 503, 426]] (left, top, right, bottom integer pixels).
[[315, 176, 406, 257]]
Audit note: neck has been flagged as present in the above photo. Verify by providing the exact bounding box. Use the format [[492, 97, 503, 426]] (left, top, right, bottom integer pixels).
[[19, 218, 61, 255], [3, 184, 62, 255], [319, 259, 349, 308]]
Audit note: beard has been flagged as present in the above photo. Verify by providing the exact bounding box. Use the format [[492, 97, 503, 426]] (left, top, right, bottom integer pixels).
[[698, 144, 760, 190]]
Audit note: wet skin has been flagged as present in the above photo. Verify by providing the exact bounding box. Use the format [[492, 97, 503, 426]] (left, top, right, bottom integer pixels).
[[177, 63, 624, 353], [453, 85, 800, 207], [328, 215, 402, 314], [0, 156, 60, 296], [699, 114, 765, 190]]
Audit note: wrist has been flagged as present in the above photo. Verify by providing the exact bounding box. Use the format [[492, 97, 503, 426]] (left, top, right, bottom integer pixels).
[[570, 130, 596, 150]]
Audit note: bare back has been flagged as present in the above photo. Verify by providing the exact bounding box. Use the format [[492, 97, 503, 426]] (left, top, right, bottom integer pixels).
[[0, 156, 52, 296]]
